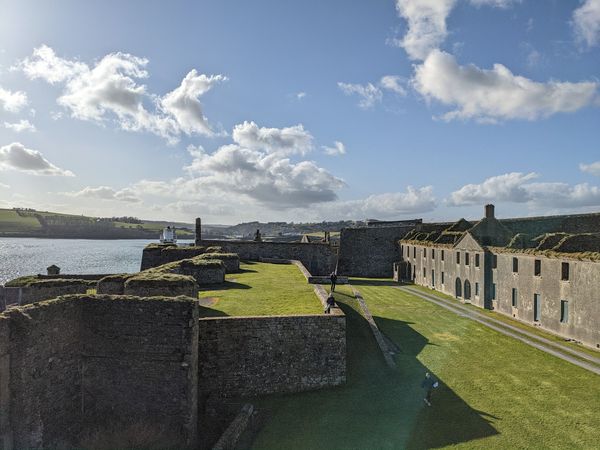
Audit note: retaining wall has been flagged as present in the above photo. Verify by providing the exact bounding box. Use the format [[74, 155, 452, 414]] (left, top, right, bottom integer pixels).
[[0, 295, 199, 449], [198, 313, 346, 400]]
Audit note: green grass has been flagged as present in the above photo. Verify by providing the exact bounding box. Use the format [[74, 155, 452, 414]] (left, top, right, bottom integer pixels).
[[198, 262, 322, 317], [0, 209, 41, 233], [408, 283, 600, 359], [248, 281, 600, 450]]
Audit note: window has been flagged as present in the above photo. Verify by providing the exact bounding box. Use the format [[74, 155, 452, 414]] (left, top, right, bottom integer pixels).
[[475, 254, 480, 267], [423, 248, 427, 259], [432, 270, 435, 287], [465, 252, 470, 266], [534, 259, 541, 277], [492, 254, 498, 269], [534, 294, 541, 322], [512, 288, 518, 307], [441, 250, 445, 261], [492, 283, 496, 300], [456, 252, 461, 264], [441, 272, 445, 284], [560, 300, 569, 323], [475, 282, 479, 296], [423, 267, 426, 278], [406, 246, 409, 257], [561, 262, 570, 281], [413, 247, 416, 258], [432, 249, 435, 259], [512, 257, 519, 273]]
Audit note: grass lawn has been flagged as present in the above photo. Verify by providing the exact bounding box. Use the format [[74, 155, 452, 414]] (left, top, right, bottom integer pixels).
[[408, 283, 600, 359], [248, 280, 600, 450], [198, 261, 322, 317], [0, 209, 41, 233]]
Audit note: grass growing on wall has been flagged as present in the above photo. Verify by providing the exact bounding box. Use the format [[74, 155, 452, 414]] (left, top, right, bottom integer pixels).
[[248, 281, 600, 450], [198, 262, 321, 317]]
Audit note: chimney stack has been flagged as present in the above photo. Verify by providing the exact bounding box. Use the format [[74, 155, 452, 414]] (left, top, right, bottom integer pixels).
[[195, 217, 201, 246], [484, 204, 495, 219]]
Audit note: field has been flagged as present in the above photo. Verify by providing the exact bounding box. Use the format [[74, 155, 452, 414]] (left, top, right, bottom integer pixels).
[[247, 280, 600, 450], [0, 208, 194, 238], [198, 262, 322, 317], [0, 209, 42, 233]]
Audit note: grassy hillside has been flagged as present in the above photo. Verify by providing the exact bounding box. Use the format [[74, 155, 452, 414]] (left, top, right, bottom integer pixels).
[[0, 208, 194, 239]]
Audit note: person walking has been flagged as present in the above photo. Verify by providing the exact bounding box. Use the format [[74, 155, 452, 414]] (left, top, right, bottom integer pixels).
[[330, 271, 338, 292], [324, 294, 336, 314], [421, 372, 438, 406]]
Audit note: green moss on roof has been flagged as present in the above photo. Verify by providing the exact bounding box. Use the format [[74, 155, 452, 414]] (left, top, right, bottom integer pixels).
[[4, 276, 96, 288], [126, 272, 196, 286]]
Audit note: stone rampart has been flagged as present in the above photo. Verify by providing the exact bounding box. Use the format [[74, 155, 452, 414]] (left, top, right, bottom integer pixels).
[[197, 253, 240, 273], [197, 313, 346, 400], [80, 295, 199, 446], [142, 241, 335, 276], [0, 295, 199, 448], [337, 225, 416, 277], [123, 273, 198, 297]]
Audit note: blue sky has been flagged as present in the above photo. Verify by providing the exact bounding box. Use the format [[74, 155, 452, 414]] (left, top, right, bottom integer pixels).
[[0, 0, 599, 224]]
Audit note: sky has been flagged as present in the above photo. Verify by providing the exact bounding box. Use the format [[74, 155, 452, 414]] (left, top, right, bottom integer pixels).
[[0, 0, 599, 225]]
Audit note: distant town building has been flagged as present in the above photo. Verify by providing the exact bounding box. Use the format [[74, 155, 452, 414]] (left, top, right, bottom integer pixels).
[[398, 204, 600, 349]]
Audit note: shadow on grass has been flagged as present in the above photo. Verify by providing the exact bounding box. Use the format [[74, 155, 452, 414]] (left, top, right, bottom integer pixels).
[[248, 296, 499, 450], [199, 280, 252, 292], [198, 305, 229, 318], [349, 278, 399, 287]]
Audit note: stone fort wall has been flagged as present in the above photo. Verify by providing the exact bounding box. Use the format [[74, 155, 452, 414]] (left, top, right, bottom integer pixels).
[[198, 313, 346, 402], [0, 295, 199, 449], [337, 224, 417, 277], [141, 240, 336, 276]]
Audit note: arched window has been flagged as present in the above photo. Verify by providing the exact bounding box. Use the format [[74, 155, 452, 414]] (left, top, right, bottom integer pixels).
[[455, 278, 462, 298], [464, 280, 472, 300]]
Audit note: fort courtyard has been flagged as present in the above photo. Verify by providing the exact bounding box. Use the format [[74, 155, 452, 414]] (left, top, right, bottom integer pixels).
[[248, 280, 599, 450]]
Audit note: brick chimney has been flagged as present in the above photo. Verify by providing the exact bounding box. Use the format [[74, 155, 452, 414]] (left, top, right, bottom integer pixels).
[[484, 204, 495, 219], [195, 217, 201, 246]]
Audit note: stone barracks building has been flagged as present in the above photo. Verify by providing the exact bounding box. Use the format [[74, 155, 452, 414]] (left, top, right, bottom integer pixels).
[[399, 204, 600, 350]]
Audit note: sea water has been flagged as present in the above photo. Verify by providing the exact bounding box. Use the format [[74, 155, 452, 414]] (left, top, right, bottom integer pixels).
[[0, 238, 194, 285]]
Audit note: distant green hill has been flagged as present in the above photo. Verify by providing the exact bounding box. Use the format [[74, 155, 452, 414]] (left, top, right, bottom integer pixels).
[[0, 208, 195, 239]]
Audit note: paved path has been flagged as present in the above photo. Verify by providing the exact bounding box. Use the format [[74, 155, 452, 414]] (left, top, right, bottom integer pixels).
[[398, 285, 600, 376]]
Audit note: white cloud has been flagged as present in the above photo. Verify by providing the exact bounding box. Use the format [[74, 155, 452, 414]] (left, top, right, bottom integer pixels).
[[0, 183, 9, 189], [338, 187, 436, 218], [231, 121, 313, 155], [133, 122, 344, 209], [469, 0, 520, 8], [394, 0, 457, 60], [338, 76, 406, 108], [580, 161, 600, 176], [448, 172, 538, 205], [65, 186, 140, 203], [0, 142, 74, 176], [393, 0, 520, 61], [0, 86, 27, 112], [19, 46, 225, 143], [160, 69, 226, 135], [573, 0, 600, 48], [322, 141, 346, 156], [19, 44, 86, 83], [4, 119, 36, 133], [449, 172, 600, 209], [379, 75, 407, 96], [413, 50, 598, 122], [296, 92, 306, 100], [338, 82, 382, 109]]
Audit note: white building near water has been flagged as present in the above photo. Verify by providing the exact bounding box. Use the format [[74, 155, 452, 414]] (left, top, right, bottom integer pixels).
[[160, 226, 177, 244]]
